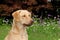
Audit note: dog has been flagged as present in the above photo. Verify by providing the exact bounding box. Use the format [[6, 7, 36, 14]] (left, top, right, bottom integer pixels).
[[5, 10, 33, 40]]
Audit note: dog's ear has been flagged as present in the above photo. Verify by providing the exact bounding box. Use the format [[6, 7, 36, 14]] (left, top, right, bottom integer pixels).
[[12, 11, 21, 21]]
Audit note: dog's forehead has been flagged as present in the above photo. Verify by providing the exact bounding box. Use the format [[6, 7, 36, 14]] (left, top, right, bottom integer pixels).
[[20, 10, 31, 15]]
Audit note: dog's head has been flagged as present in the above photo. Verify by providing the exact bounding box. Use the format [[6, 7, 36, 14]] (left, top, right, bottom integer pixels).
[[12, 10, 33, 26]]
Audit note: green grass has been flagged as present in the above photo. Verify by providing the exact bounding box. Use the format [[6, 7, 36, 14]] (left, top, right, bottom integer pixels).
[[0, 24, 11, 40], [0, 18, 60, 40]]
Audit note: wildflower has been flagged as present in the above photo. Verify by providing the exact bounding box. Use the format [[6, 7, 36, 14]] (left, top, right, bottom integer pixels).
[[3, 19, 9, 24], [58, 39, 60, 40], [47, 23, 50, 26]]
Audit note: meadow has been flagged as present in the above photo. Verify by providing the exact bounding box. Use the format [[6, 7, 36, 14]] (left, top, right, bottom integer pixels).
[[0, 18, 60, 40]]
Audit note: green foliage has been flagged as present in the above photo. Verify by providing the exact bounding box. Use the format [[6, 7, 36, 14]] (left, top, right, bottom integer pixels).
[[0, 18, 60, 40], [27, 18, 60, 40]]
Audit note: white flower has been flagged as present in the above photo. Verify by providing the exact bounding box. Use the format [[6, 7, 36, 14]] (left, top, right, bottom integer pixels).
[[58, 39, 60, 40], [47, 24, 50, 26], [52, 27, 55, 29], [44, 22, 47, 24]]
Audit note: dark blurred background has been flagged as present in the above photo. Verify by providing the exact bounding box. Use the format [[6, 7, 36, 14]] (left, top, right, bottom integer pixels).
[[0, 0, 60, 19]]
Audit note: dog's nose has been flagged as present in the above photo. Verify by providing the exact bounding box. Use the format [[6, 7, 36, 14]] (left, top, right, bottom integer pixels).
[[31, 20, 34, 23]]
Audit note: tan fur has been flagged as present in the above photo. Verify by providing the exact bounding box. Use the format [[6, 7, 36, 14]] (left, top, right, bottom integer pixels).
[[4, 10, 33, 40]]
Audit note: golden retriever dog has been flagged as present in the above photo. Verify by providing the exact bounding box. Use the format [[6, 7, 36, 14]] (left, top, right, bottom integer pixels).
[[5, 10, 33, 40]]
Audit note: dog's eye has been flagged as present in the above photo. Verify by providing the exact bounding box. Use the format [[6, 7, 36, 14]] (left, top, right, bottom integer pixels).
[[22, 15, 25, 17], [29, 15, 31, 17]]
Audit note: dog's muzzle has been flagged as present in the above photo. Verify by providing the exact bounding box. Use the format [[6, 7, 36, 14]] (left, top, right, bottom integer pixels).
[[23, 20, 34, 26]]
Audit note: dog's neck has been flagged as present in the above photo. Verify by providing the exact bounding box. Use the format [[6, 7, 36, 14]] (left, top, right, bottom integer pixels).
[[11, 20, 27, 34]]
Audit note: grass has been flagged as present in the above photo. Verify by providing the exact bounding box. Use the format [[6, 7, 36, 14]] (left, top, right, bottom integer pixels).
[[0, 18, 60, 40], [0, 24, 11, 40]]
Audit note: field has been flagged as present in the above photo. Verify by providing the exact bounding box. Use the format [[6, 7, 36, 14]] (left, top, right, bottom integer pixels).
[[0, 18, 60, 40]]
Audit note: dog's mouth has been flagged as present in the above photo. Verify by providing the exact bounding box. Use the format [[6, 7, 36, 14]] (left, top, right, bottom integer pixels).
[[23, 21, 33, 26], [23, 23, 32, 26]]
